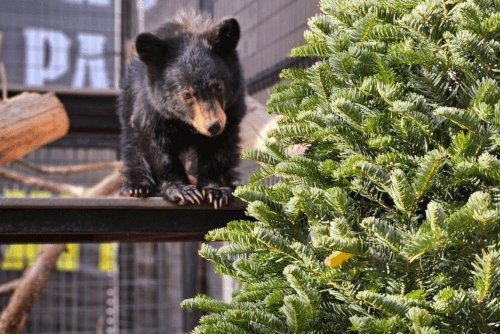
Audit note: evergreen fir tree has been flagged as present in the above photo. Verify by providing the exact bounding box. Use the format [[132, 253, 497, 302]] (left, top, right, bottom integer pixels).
[[182, 0, 500, 332]]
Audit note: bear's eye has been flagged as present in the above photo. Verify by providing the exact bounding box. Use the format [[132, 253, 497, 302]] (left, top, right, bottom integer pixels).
[[182, 91, 192, 101], [211, 83, 223, 93]]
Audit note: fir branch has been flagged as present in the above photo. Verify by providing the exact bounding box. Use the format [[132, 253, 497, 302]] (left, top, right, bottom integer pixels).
[[454, 30, 496, 65], [324, 187, 351, 221], [390, 100, 434, 139], [404, 191, 491, 260], [232, 278, 290, 303], [217, 243, 260, 256], [361, 217, 405, 254], [226, 310, 291, 334], [180, 295, 255, 313], [317, 234, 369, 256], [331, 98, 365, 130], [350, 178, 394, 212], [241, 148, 281, 166], [472, 250, 500, 333], [281, 295, 310, 333], [406, 307, 435, 331], [280, 68, 309, 82], [354, 161, 392, 191], [412, 149, 446, 202], [194, 314, 252, 334], [246, 200, 287, 232], [252, 227, 301, 261], [425, 201, 446, 232], [248, 165, 277, 184], [472, 250, 500, 302], [435, 107, 485, 137], [284, 265, 321, 322], [389, 168, 416, 216], [290, 43, 331, 58], [356, 291, 409, 319], [415, 69, 451, 107]]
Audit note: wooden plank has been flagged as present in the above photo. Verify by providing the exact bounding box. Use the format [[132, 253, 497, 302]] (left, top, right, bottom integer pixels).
[[0, 92, 69, 166], [0, 197, 249, 244]]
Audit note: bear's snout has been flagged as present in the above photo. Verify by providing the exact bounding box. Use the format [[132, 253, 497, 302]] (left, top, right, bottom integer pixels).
[[206, 119, 222, 135], [191, 97, 227, 137]]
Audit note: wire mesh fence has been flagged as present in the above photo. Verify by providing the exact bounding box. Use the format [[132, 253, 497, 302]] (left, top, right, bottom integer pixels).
[[0, 241, 220, 334], [1, 0, 119, 90]]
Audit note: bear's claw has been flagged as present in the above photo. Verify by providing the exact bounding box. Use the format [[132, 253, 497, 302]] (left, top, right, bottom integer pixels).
[[162, 184, 203, 205], [202, 186, 232, 209], [119, 183, 154, 198]]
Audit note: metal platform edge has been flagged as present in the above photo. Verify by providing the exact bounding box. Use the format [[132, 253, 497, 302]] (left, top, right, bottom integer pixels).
[[0, 197, 249, 244]]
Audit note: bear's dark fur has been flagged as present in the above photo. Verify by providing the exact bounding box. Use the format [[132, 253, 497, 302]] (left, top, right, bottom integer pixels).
[[118, 12, 246, 208]]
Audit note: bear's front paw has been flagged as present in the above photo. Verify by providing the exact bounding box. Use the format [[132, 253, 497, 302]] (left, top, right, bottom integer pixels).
[[202, 185, 233, 209], [119, 183, 155, 198], [161, 183, 203, 205]]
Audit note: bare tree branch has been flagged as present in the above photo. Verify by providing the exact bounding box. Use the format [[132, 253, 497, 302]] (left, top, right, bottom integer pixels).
[[13, 159, 121, 176], [0, 166, 125, 198], [0, 280, 20, 296], [83, 168, 123, 197], [0, 167, 85, 195]]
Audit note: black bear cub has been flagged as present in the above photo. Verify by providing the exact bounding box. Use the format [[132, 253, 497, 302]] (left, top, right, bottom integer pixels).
[[118, 12, 246, 208]]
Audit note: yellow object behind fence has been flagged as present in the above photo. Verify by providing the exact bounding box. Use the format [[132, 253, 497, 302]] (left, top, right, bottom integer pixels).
[[99, 243, 118, 272], [1, 244, 41, 270], [56, 244, 80, 271]]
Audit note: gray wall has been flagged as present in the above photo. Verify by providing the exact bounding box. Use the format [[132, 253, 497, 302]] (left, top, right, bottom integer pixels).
[[214, 0, 321, 85]]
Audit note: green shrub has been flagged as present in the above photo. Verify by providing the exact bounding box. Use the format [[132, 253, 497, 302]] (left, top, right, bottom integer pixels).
[[182, 0, 500, 332]]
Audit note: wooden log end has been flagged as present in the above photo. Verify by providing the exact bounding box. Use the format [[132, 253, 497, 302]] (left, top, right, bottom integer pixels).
[[0, 92, 69, 166]]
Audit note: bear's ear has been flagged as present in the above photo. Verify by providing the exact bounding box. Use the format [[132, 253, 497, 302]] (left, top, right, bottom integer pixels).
[[135, 33, 165, 65], [206, 18, 240, 57]]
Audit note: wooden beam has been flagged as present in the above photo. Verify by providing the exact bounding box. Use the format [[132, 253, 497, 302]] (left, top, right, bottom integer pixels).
[[0, 197, 249, 244]]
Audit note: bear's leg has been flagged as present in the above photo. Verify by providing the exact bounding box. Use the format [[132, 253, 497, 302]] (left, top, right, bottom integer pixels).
[[119, 149, 156, 198], [197, 144, 239, 209], [157, 153, 203, 205]]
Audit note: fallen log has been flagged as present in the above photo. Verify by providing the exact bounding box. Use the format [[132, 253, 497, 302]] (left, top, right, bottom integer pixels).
[[0, 92, 69, 166]]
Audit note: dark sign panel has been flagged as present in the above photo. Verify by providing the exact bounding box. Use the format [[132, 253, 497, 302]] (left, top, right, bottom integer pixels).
[[0, 0, 118, 89]]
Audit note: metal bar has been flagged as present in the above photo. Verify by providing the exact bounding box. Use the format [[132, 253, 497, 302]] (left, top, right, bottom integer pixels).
[[7, 83, 120, 98], [0, 197, 248, 244], [43, 134, 120, 149]]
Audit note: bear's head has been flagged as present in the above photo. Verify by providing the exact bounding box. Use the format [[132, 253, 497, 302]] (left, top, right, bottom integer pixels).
[[134, 16, 242, 137]]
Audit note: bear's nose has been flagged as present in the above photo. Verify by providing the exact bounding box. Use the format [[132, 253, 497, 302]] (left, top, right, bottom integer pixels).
[[206, 119, 221, 135]]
